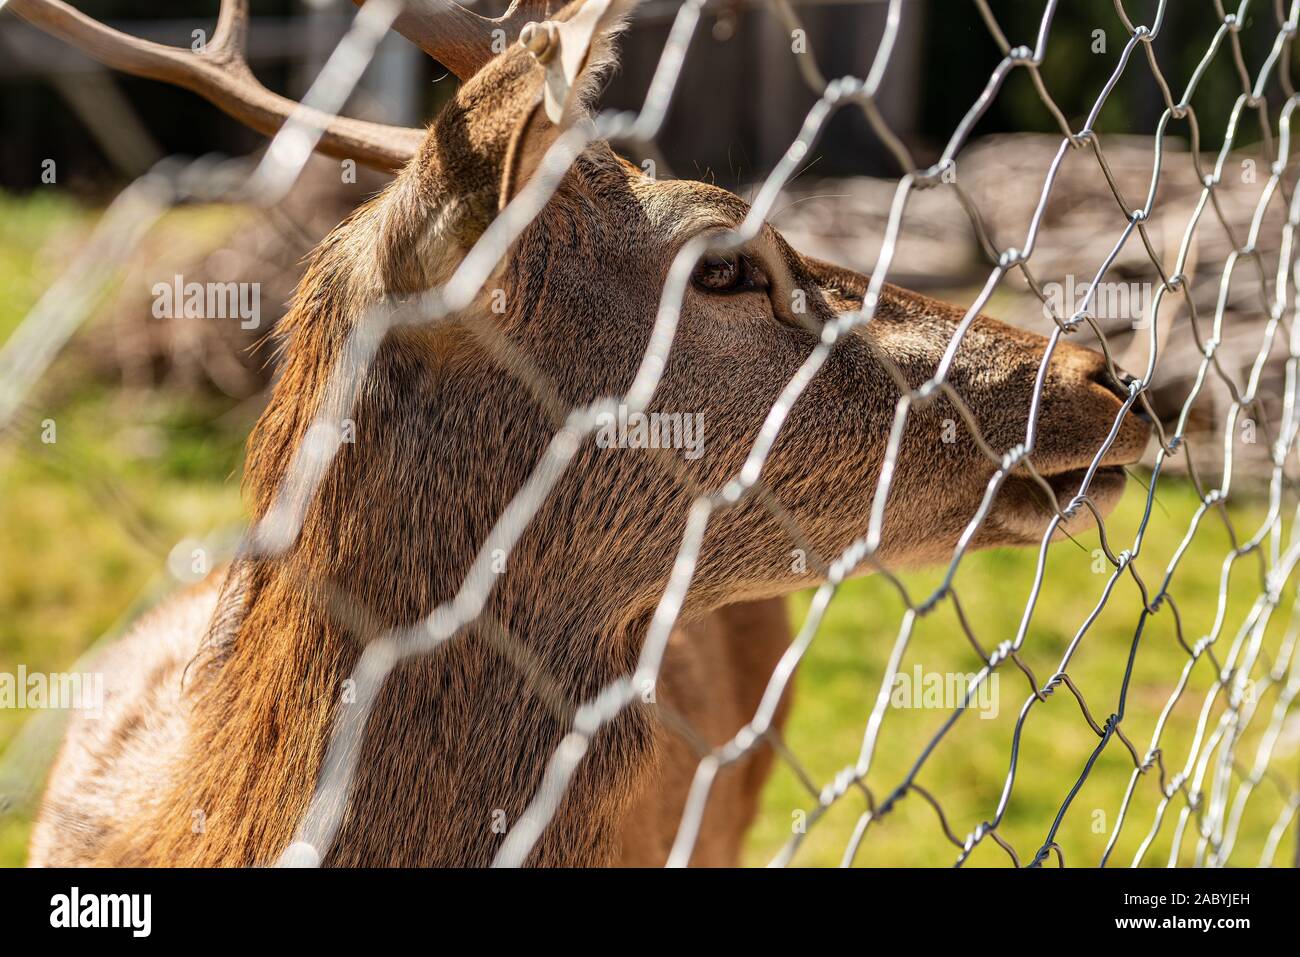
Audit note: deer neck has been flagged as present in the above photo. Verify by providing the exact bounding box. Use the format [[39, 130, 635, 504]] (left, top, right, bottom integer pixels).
[[129, 297, 663, 867], [209, 558, 657, 868]]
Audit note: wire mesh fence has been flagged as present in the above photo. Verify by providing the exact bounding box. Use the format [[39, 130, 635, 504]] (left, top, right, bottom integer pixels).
[[2, 0, 1300, 867]]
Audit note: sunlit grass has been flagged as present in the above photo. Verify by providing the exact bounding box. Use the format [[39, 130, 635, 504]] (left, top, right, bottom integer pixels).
[[0, 193, 249, 864], [745, 480, 1297, 867]]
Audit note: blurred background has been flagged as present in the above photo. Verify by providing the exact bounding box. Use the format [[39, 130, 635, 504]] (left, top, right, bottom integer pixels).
[[2, 0, 1299, 867], [2, 0, 1288, 183]]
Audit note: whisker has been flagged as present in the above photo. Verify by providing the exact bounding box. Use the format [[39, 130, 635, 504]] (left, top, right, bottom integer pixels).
[[769, 193, 852, 223], [1124, 466, 1169, 519], [788, 154, 825, 187], [1058, 524, 1089, 554], [1026, 481, 1089, 553]]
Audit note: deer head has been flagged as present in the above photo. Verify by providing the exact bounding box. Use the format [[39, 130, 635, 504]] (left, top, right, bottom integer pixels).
[[256, 0, 1150, 603], [17, 0, 1151, 866]]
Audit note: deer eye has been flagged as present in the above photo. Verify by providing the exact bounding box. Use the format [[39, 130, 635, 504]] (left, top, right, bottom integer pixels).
[[692, 254, 767, 294]]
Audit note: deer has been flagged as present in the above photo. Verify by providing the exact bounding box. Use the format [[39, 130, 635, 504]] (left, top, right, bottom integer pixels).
[[15, 0, 1152, 867]]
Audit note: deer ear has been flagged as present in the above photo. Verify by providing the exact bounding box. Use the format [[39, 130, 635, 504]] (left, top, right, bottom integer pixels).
[[500, 0, 630, 208], [531, 0, 628, 127], [377, 0, 630, 293]]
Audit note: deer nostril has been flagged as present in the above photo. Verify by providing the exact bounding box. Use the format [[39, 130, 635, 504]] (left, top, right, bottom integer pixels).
[[1094, 368, 1154, 422], [1129, 385, 1155, 423], [1091, 366, 1128, 401]]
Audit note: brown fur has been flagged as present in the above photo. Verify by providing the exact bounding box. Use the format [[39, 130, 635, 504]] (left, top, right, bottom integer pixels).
[[29, 2, 1150, 867]]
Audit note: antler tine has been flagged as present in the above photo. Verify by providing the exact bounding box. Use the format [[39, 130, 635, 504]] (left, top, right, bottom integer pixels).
[[209, 0, 251, 61], [6, 0, 422, 171], [357, 0, 559, 80]]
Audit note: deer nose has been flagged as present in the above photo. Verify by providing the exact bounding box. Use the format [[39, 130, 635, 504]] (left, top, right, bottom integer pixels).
[[1093, 367, 1153, 423]]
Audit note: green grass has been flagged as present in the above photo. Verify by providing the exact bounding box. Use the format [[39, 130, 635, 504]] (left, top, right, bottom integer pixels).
[[1, 194, 1295, 868], [744, 482, 1296, 867], [0, 193, 249, 865], [0, 191, 90, 343]]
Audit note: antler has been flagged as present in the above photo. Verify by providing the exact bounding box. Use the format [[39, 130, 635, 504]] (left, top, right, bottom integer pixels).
[[357, 0, 559, 81], [6, 0, 424, 171]]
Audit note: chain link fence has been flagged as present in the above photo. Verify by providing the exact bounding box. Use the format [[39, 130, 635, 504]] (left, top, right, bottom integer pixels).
[[2, 0, 1300, 867]]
